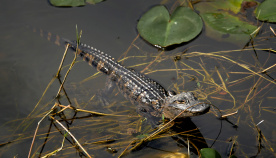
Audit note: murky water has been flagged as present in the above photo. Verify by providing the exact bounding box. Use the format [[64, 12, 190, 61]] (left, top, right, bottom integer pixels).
[[0, 0, 275, 157]]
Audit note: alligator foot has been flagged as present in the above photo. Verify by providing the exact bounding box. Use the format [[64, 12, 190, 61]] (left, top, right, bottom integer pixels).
[[96, 78, 116, 106]]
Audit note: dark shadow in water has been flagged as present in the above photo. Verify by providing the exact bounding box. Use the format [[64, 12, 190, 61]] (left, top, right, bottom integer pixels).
[[122, 117, 213, 156], [169, 118, 209, 155]]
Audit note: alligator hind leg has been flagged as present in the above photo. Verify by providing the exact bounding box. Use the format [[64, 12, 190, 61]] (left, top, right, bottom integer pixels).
[[97, 77, 116, 106]]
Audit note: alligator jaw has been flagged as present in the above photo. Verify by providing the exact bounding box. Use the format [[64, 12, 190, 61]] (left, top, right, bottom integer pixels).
[[162, 92, 210, 119]]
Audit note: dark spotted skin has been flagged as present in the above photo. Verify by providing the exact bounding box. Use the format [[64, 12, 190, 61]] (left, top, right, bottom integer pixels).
[[65, 40, 210, 120], [67, 40, 167, 117]]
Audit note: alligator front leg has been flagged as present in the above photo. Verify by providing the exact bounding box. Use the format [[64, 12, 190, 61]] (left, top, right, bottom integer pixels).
[[136, 105, 163, 128]]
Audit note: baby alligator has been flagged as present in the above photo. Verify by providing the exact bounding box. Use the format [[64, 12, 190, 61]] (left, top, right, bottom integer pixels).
[[64, 40, 210, 120]]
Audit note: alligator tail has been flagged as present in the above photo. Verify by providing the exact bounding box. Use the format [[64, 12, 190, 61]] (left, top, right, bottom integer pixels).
[[65, 40, 119, 76], [27, 25, 66, 46], [28, 26, 118, 76]]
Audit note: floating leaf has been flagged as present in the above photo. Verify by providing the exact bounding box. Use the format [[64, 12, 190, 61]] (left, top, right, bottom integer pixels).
[[195, 0, 258, 46], [196, 0, 250, 14], [202, 12, 257, 46], [49, 0, 85, 7], [202, 13, 257, 34], [137, 6, 203, 47], [200, 148, 222, 158], [255, 0, 276, 22]]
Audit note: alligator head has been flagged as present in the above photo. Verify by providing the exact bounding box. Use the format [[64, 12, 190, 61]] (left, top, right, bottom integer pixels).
[[162, 91, 210, 119]]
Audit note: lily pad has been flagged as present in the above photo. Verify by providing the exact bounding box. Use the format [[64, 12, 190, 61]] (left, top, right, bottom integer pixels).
[[202, 13, 257, 34], [195, 0, 258, 46], [196, 0, 250, 14], [137, 6, 203, 47], [255, 0, 276, 22], [200, 148, 221, 158], [49, 0, 85, 7]]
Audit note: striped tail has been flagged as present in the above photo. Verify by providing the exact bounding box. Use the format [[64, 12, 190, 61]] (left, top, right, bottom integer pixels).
[[28, 26, 119, 76], [27, 26, 68, 46], [64, 40, 120, 76]]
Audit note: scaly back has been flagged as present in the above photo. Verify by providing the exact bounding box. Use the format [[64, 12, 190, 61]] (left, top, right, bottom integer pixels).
[[65, 40, 168, 110]]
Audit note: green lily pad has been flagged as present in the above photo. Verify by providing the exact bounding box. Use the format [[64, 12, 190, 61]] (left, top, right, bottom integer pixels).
[[195, 0, 258, 46], [200, 148, 222, 158], [202, 13, 257, 34], [202, 12, 257, 46], [49, 0, 85, 7], [137, 6, 203, 47], [196, 0, 250, 14], [255, 0, 276, 22]]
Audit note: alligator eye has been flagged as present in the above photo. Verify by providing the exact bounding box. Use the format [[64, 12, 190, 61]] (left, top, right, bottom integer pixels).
[[178, 100, 186, 104], [173, 100, 186, 104], [167, 91, 176, 96]]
